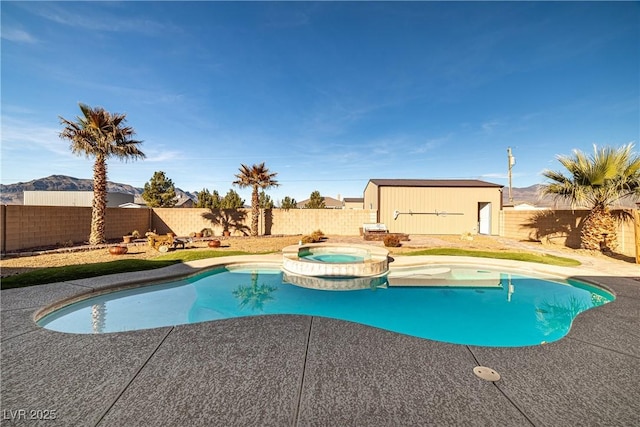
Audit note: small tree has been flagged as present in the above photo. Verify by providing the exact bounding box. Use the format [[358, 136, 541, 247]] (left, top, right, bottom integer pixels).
[[211, 190, 221, 208], [142, 171, 176, 207], [220, 189, 245, 209], [280, 196, 297, 209], [196, 188, 221, 209], [259, 190, 274, 209], [305, 190, 325, 209]]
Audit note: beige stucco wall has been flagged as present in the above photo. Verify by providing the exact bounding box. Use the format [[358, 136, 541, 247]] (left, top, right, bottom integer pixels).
[[2, 205, 636, 258], [150, 208, 377, 237], [501, 208, 637, 257], [0, 206, 378, 252], [151, 208, 220, 236], [0, 205, 149, 252], [268, 209, 376, 236], [378, 187, 502, 235]]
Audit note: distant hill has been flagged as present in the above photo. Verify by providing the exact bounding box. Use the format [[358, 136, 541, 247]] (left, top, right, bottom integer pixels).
[[1, 176, 636, 208], [503, 184, 638, 208], [0, 175, 196, 205], [503, 184, 549, 206]]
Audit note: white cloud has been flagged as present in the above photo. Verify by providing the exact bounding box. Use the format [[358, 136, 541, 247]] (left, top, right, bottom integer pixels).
[[412, 134, 451, 154], [143, 150, 186, 163], [1, 28, 37, 43], [481, 172, 526, 180], [25, 3, 172, 36], [481, 120, 500, 134], [1, 116, 68, 156]]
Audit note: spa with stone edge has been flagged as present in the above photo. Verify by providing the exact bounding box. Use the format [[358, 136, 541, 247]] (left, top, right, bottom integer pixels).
[[281, 243, 389, 279]]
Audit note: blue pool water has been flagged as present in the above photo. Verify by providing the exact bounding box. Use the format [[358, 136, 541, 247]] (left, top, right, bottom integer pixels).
[[38, 266, 614, 347], [301, 254, 364, 263]]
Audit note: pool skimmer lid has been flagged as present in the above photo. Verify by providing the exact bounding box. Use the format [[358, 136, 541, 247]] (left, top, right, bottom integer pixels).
[[473, 366, 501, 382]]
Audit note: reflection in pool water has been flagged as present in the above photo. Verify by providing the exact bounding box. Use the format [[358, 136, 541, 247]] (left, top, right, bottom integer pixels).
[[38, 266, 613, 347]]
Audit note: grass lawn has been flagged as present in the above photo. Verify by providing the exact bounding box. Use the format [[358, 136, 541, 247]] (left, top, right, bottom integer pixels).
[[1, 248, 580, 290], [404, 248, 581, 267], [1, 250, 251, 290]]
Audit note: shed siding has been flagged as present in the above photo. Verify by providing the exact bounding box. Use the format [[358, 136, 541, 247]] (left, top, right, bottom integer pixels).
[[343, 200, 364, 209], [379, 187, 502, 235], [363, 182, 379, 212], [23, 191, 133, 207], [24, 191, 94, 207]]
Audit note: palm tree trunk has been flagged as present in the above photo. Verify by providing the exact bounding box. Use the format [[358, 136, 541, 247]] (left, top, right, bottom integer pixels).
[[89, 155, 107, 245], [580, 205, 618, 251], [251, 185, 259, 236]]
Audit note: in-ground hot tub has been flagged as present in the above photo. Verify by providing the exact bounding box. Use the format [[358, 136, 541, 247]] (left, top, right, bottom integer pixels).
[[282, 243, 389, 278]]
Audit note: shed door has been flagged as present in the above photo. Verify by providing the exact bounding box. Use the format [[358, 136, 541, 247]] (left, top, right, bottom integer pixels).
[[478, 202, 492, 235]]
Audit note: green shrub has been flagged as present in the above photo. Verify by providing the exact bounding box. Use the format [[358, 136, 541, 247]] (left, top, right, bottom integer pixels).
[[200, 228, 214, 237], [301, 235, 315, 244], [383, 235, 401, 247]]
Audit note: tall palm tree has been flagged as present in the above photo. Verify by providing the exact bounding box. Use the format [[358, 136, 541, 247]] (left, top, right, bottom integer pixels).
[[233, 162, 279, 236], [60, 103, 145, 245], [540, 143, 640, 250]]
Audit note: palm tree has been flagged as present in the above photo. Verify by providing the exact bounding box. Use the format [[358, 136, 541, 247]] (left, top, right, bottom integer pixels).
[[233, 162, 279, 236], [60, 103, 145, 245], [540, 143, 640, 250]]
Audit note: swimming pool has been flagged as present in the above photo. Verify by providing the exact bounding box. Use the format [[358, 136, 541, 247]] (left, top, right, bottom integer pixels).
[[37, 265, 614, 347]]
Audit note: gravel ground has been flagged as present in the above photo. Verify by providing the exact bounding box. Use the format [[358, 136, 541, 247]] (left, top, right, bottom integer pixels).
[[0, 236, 301, 277], [0, 234, 631, 278]]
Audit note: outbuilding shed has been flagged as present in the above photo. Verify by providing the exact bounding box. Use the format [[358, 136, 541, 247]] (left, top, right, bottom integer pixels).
[[363, 179, 503, 235], [23, 191, 134, 208], [343, 197, 364, 209]]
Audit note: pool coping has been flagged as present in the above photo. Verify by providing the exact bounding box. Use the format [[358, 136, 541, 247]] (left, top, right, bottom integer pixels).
[[2, 254, 639, 426]]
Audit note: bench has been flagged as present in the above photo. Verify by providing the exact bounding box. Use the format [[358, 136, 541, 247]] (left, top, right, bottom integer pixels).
[[362, 223, 388, 234]]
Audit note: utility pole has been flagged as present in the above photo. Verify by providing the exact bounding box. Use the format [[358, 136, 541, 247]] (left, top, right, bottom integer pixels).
[[507, 147, 515, 204]]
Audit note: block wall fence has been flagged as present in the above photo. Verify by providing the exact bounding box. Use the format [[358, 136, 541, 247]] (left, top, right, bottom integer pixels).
[[1, 205, 637, 258], [500, 208, 637, 258], [150, 208, 376, 237], [0, 205, 149, 253]]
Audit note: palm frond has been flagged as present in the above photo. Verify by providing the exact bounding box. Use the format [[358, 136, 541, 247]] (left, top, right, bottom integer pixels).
[[541, 143, 640, 209]]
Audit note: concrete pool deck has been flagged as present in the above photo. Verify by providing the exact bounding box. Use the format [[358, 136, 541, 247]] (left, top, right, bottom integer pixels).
[[1, 252, 639, 426]]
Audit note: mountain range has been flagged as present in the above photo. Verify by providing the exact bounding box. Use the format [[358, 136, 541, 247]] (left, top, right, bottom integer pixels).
[[1, 175, 637, 208], [0, 175, 196, 205]]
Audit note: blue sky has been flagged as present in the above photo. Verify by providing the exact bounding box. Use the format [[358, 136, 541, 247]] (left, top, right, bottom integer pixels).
[[2, 1, 638, 203]]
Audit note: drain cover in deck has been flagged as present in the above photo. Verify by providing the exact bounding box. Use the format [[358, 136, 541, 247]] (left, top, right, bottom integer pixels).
[[473, 366, 501, 381]]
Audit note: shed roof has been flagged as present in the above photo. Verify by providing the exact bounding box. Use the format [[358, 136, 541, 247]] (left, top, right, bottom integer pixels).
[[343, 197, 364, 203], [368, 179, 503, 188]]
